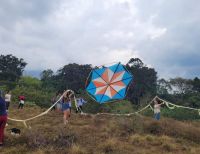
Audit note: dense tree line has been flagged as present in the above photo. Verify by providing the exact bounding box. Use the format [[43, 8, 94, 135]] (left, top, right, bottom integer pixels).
[[126, 58, 157, 105], [157, 77, 200, 108], [0, 54, 27, 89], [1, 54, 200, 108]]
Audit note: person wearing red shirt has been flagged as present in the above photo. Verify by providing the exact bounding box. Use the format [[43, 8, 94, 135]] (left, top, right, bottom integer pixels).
[[0, 90, 7, 146], [18, 95, 25, 109]]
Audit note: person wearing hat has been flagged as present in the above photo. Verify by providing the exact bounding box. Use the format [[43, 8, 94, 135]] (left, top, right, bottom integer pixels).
[[0, 90, 7, 146]]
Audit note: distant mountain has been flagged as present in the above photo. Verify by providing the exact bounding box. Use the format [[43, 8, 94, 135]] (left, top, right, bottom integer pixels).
[[23, 70, 42, 79]]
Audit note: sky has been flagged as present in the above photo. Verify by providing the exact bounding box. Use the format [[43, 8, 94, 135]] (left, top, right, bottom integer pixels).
[[0, 0, 200, 79]]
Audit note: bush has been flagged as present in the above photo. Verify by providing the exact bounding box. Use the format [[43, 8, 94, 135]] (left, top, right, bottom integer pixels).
[[143, 107, 200, 120], [12, 86, 54, 108], [161, 107, 200, 120]]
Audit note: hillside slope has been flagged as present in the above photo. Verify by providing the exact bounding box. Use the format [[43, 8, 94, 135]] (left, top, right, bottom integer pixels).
[[2, 106, 200, 154]]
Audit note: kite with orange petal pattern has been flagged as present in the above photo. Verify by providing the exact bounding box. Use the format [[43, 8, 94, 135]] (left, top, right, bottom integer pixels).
[[86, 62, 133, 103]]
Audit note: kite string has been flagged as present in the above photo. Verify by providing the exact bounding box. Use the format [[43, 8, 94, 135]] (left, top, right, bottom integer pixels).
[[89, 96, 157, 117], [7, 94, 64, 127], [85, 96, 200, 117], [156, 96, 200, 111], [8, 95, 200, 128], [8, 90, 80, 128]]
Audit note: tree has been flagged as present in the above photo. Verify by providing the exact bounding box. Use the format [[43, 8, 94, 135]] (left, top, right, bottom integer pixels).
[[40, 69, 55, 91], [157, 78, 172, 95], [0, 54, 27, 89], [126, 58, 157, 105], [55, 63, 92, 92], [192, 77, 200, 92], [169, 77, 193, 94], [18, 76, 41, 89], [0, 54, 27, 81], [128, 58, 144, 68]]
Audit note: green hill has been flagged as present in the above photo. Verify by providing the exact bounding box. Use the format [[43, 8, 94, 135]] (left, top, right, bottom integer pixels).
[[2, 105, 200, 154]]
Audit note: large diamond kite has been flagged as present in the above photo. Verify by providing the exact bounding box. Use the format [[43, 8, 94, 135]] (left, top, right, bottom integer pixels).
[[86, 62, 133, 103]]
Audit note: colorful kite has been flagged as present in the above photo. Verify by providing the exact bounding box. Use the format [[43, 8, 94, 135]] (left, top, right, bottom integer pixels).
[[86, 62, 133, 103]]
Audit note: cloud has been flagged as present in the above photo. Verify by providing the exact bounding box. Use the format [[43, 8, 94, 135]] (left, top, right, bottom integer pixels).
[[0, 0, 199, 79]]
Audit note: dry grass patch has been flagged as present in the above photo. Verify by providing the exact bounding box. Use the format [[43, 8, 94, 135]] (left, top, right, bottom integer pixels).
[[68, 144, 87, 154], [98, 138, 119, 154], [3, 106, 200, 154], [143, 118, 200, 143]]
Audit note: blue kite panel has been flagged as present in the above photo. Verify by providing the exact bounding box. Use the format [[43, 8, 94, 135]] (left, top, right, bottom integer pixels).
[[101, 92, 123, 103], [87, 89, 103, 102], [108, 63, 120, 73], [122, 77, 132, 86], [123, 71, 133, 80], [86, 82, 96, 91], [113, 90, 125, 99], [95, 95, 104, 103], [91, 71, 101, 80], [114, 63, 125, 73], [92, 67, 106, 79], [114, 64, 133, 79], [100, 95, 110, 103]]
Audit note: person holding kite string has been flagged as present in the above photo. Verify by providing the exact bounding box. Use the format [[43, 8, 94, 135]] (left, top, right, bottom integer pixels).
[[153, 98, 163, 120], [62, 90, 74, 125]]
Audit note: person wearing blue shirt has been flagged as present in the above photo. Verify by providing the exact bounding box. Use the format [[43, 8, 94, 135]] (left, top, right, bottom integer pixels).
[[0, 90, 7, 146]]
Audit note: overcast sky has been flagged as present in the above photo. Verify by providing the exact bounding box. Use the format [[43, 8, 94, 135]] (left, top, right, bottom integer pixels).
[[0, 0, 200, 79]]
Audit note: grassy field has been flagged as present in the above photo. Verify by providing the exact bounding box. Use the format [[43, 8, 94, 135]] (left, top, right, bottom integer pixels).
[[2, 105, 200, 154]]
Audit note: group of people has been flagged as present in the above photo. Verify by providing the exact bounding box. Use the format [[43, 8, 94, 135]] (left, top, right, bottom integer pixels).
[[0, 88, 163, 147], [4, 91, 25, 111], [51, 90, 87, 125]]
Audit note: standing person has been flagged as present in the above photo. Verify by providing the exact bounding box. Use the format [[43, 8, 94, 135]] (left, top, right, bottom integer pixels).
[[18, 95, 25, 109], [56, 92, 62, 112], [62, 90, 74, 125], [51, 95, 56, 111], [5, 91, 11, 111], [153, 98, 162, 120], [0, 90, 7, 146], [76, 97, 86, 113]]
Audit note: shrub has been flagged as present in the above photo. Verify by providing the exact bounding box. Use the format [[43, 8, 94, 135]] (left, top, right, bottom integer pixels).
[[144, 121, 163, 135], [69, 144, 87, 154], [98, 138, 118, 153]]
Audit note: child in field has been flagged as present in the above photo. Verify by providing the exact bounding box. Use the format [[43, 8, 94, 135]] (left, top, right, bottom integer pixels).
[[62, 90, 74, 125], [0, 90, 7, 146], [18, 95, 25, 109]]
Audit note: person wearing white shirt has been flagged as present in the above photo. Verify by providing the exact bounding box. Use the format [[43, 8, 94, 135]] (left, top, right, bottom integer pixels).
[[5, 91, 11, 111], [76, 98, 86, 113], [154, 98, 162, 120]]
